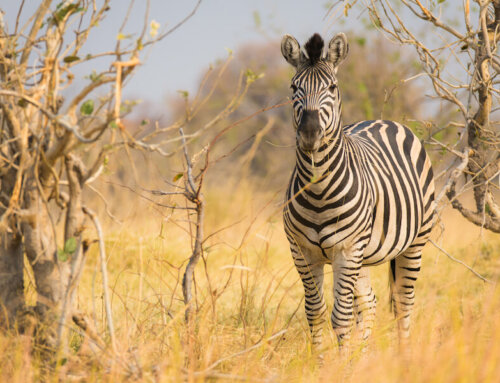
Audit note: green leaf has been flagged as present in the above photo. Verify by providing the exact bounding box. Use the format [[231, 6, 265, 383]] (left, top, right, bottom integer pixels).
[[117, 33, 132, 40], [63, 55, 80, 63], [88, 70, 103, 83], [64, 237, 77, 254], [173, 173, 183, 182], [355, 37, 366, 47], [177, 90, 189, 99], [437, 0, 446, 3], [149, 20, 160, 38], [253, 11, 261, 29], [51, 3, 84, 25], [80, 99, 94, 115], [245, 69, 264, 85], [136, 38, 143, 51], [57, 250, 68, 262]]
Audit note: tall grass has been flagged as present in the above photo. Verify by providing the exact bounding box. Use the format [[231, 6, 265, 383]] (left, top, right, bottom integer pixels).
[[1, 184, 499, 382]]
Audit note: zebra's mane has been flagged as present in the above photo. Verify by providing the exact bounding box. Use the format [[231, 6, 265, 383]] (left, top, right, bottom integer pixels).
[[304, 33, 324, 64]]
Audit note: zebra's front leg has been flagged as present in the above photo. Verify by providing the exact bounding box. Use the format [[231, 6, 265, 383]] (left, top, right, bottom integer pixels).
[[354, 267, 377, 345], [292, 248, 326, 352], [331, 251, 361, 350]]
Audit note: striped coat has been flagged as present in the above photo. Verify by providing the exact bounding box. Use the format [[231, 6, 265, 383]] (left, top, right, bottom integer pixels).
[[281, 33, 435, 350]]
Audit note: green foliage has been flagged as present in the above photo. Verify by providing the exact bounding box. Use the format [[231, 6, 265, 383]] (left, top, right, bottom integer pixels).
[[177, 90, 189, 99], [87, 70, 103, 83], [117, 33, 133, 40], [48, 2, 84, 26], [57, 237, 77, 262], [355, 37, 366, 47], [149, 20, 160, 38], [245, 69, 264, 85], [80, 99, 94, 115], [57, 250, 68, 262], [136, 38, 144, 51], [173, 173, 183, 182], [253, 11, 262, 29], [120, 99, 142, 114], [63, 55, 80, 63], [17, 99, 27, 108], [64, 237, 77, 254]]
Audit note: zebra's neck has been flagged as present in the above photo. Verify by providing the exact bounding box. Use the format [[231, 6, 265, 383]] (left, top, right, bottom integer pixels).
[[294, 124, 348, 191]]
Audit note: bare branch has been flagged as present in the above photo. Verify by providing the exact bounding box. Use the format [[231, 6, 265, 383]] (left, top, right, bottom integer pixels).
[[83, 206, 117, 353], [0, 90, 102, 143], [429, 240, 494, 283]]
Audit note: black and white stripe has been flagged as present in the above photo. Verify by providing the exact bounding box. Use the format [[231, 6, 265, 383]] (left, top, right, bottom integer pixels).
[[281, 33, 435, 350]]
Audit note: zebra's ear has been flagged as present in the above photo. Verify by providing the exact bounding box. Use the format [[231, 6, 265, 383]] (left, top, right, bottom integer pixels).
[[326, 33, 349, 71], [281, 34, 304, 68]]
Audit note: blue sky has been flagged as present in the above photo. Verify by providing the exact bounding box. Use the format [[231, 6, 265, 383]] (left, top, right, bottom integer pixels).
[[2, 0, 466, 117], [100, 0, 349, 103], [2, 1, 356, 106]]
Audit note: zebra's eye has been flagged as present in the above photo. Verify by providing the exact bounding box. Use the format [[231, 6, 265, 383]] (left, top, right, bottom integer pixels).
[[328, 84, 337, 92], [291, 84, 298, 93]]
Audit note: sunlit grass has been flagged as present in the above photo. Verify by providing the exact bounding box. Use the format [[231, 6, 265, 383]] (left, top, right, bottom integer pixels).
[[1, 185, 499, 382]]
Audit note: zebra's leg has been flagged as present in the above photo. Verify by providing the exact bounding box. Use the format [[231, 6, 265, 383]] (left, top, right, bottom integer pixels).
[[389, 246, 422, 343], [292, 247, 327, 351], [354, 266, 377, 346], [331, 251, 361, 349]]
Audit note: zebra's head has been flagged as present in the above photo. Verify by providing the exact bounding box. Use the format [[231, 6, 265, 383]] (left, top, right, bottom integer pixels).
[[281, 33, 349, 152]]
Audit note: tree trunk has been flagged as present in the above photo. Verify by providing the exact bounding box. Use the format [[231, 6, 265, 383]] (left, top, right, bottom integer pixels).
[[0, 233, 24, 327], [21, 183, 70, 347]]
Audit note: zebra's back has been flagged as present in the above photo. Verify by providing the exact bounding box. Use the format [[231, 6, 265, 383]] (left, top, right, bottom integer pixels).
[[344, 120, 435, 264]]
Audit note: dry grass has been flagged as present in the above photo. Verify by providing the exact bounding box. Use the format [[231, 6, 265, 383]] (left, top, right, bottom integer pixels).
[[1, 184, 500, 382]]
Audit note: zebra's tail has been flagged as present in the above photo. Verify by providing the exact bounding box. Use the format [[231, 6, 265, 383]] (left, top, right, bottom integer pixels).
[[388, 258, 396, 313]]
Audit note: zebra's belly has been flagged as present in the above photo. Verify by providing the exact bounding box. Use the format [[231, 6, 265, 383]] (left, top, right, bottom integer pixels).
[[285, 193, 421, 265], [361, 194, 422, 265]]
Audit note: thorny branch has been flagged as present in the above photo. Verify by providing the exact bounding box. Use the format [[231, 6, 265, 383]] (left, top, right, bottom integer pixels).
[[430, 240, 493, 283], [366, 0, 500, 233], [0, 0, 203, 360]]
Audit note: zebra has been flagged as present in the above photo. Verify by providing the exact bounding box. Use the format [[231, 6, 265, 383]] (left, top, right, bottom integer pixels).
[[281, 33, 436, 352]]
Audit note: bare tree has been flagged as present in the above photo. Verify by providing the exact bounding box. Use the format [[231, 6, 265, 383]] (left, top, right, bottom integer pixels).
[[0, 0, 201, 354], [358, 0, 500, 232]]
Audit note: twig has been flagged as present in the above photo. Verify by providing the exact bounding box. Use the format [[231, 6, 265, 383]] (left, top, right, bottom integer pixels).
[[83, 206, 117, 353], [429, 239, 493, 284], [0, 89, 99, 143], [179, 127, 197, 195], [144, 0, 203, 45], [56, 237, 85, 351], [196, 329, 288, 374], [180, 127, 205, 322]]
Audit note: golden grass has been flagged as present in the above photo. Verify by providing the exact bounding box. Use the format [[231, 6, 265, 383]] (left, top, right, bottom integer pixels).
[[1, 184, 500, 382]]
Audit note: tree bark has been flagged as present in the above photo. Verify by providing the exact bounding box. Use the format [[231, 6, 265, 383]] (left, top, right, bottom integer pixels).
[[0, 233, 24, 327]]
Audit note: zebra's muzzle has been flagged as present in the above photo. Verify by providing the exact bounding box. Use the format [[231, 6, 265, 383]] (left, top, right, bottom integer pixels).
[[297, 110, 323, 151]]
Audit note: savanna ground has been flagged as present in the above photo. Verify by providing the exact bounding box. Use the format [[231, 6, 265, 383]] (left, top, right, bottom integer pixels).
[[1, 180, 499, 383]]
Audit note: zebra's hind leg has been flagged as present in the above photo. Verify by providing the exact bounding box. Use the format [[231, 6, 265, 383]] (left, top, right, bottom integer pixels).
[[354, 266, 377, 348], [389, 246, 422, 343], [292, 248, 327, 352]]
